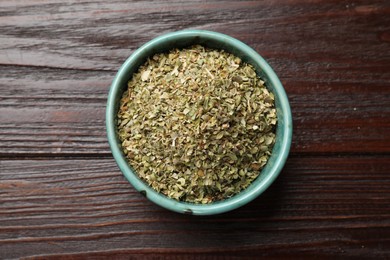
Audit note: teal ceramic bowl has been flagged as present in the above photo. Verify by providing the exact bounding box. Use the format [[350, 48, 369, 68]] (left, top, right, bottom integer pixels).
[[106, 30, 292, 215]]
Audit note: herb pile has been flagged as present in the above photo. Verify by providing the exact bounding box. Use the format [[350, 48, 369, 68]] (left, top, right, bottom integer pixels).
[[117, 45, 277, 204]]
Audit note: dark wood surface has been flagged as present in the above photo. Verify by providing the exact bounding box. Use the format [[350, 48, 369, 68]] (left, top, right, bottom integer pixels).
[[1, 0, 389, 259]]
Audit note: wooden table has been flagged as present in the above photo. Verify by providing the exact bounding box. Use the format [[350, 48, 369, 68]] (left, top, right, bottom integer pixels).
[[1, 0, 389, 259]]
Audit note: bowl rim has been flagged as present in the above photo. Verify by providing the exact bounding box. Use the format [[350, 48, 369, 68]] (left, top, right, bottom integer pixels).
[[106, 29, 292, 215]]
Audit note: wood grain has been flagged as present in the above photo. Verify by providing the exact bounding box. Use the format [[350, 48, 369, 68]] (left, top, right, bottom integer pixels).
[[0, 66, 389, 156], [0, 156, 389, 259], [0, 0, 389, 259]]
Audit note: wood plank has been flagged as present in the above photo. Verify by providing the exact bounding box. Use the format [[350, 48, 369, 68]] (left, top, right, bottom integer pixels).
[[0, 66, 389, 155], [0, 67, 111, 155], [0, 156, 389, 258], [1, 0, 389, 73]]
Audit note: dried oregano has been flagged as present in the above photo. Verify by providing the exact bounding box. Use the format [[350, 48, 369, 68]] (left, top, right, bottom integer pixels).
[[117, 45, 277, 204]]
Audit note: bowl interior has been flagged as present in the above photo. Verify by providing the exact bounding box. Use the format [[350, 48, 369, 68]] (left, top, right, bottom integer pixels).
[[106, 30, 292, 215]]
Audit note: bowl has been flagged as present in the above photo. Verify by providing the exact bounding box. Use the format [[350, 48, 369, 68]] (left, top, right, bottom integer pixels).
[[106, 30, 292, 215]]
